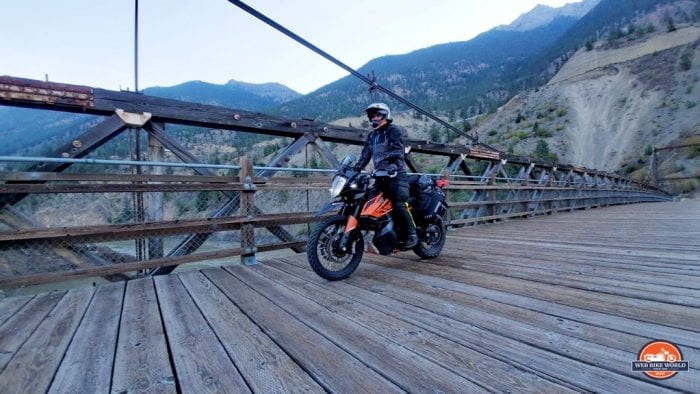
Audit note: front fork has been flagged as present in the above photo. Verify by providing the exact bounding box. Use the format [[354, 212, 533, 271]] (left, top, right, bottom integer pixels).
[[339, 204, 362, 252]]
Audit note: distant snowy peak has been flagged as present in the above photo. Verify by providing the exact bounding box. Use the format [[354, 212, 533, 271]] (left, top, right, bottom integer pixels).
[[499, 0, 601, 32]]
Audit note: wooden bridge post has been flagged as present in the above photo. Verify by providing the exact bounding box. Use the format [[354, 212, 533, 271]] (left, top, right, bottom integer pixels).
[[545, 169, 555, 214], [650, 147, 658, 187], [487, 160, 503, 222], [239, 156, 256, 265], [441, 169, 452, 224], [553, 170, 562, 213], [585, 173, 594, 210], [564, 170, 576, 212], [519, 163, 534, 216], [147, 123, 165, 260]]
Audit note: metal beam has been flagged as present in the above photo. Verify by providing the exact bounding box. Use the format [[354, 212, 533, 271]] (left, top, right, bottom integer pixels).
[[404, 154, 421, 173], [310, 138, 340, 169], [0, 76, 595, 167], [257, 134, 314, 178]]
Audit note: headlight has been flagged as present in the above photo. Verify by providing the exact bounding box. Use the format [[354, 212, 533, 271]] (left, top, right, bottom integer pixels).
[[329, 176, 348, 197]]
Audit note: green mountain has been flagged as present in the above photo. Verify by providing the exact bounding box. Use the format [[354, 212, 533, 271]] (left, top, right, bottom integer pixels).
[[0, 107, 99, 156], [143, 79, 300, 110], [275, 16, 580, 121]]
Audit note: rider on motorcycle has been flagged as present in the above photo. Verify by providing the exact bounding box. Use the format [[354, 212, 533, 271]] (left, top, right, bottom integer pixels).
[[354, 103, 418, 248]]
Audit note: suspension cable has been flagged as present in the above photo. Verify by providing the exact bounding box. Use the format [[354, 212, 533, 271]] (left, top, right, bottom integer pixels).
[[227, 0, 499, 151]]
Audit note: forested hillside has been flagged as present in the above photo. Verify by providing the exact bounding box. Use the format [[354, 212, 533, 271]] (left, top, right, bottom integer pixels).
[[275, 17, 580, 121]]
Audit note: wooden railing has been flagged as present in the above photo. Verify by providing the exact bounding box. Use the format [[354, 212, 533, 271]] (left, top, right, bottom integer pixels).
[[0, 155, 670, 289]]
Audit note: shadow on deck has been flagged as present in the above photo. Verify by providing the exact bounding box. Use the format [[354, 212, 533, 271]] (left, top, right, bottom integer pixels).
[[0, 201, 698, 392]]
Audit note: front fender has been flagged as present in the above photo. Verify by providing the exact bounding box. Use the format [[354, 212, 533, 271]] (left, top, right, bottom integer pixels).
[[315, 201, 344, 216]]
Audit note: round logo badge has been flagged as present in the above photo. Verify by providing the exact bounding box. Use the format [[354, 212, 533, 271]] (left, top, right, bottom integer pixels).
[[637, 340, 683, 379]]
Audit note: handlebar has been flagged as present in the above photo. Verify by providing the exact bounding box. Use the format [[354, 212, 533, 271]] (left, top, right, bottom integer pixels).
[[371, 169, 397, 179]]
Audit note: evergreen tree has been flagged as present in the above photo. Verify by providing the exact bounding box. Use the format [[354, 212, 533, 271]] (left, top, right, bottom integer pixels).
[[515, 112, 524, 123], [667, 17, 677, 32], [462, 120, 472, 132], [429, 124, 442, 142], [448, 108, 456, 122], [534, 140, 551, 160], [195, 192, 209, 211], [534, 140, 559, 162], [309, 156, 320, 169], [680, 48, 693, 71]]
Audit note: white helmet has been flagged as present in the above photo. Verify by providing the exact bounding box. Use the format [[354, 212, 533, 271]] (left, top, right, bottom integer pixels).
[[365, 102, 392, 122]]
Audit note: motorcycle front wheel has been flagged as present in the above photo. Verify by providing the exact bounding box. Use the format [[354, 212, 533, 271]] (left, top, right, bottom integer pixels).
[[307, 215, 364, 281]]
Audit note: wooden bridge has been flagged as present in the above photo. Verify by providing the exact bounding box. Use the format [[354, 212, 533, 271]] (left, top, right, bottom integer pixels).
[[0, 76, 691, 392], [0, 200, 697, 393]]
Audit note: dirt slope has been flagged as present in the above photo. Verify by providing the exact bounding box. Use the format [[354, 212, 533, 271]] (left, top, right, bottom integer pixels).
[[550, 26, 700, 84], [473, 25, 699, 186]]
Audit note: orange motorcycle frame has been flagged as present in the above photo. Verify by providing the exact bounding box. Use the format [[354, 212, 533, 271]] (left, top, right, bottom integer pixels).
[[343, 192, 394, 233], [360, 193, 394, 218]]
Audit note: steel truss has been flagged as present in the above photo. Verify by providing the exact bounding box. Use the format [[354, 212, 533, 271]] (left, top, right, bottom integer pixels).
[[0, 76, 671, 279]]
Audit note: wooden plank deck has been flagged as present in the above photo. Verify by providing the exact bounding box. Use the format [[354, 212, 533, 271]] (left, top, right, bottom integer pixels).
[[0, 200, 698, 393]]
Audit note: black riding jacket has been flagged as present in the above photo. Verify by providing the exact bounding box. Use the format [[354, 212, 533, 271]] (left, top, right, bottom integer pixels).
[[356, 123, 406, 172]]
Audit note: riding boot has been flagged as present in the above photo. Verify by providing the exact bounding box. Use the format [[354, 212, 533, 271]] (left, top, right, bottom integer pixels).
[[394, 201, 418, 248], [404, 231, 418, 249]]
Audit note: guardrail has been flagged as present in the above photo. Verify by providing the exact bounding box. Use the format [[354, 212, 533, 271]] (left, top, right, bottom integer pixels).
[[0, 155, 670, 290]]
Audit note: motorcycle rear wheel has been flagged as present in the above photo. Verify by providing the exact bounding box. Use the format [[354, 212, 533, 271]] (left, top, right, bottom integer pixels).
[[413, 218, 446, 259], [307, 215, 364, 281]]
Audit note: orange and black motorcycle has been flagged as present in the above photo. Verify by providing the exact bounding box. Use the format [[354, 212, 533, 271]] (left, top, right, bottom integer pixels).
[[307, 155, 448, 280]]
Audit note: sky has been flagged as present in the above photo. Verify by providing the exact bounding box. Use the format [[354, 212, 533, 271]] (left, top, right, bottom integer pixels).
[[1, 0, 580, 94]]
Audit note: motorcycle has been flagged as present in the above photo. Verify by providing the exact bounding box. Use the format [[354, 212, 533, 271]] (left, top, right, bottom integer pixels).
[[307, 154, 449, 281]]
